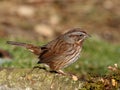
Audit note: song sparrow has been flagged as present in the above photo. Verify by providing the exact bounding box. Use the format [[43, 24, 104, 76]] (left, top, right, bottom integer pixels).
[[7, 28, 90, 74]]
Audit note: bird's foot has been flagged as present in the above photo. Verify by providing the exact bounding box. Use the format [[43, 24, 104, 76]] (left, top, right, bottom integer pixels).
[[50, 70, 66, 75], [50, 70, 78, 81], [32, 66, 47, 71]]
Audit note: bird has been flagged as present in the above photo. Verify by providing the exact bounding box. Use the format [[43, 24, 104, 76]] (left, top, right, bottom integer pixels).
[[7, 28, 90, 75]]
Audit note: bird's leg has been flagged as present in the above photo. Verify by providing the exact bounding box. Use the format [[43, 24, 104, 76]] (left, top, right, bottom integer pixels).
[[24, 64, 48, 77], [57, 70, 78, 81], [32, 65, 47, 71], [50, 70, 78, 81], [50, 70, 66, 75], [56, 70, 67, 75]]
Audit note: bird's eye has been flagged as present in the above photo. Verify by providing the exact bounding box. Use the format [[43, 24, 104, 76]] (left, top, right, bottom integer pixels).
[[80, 34, 83, 36]]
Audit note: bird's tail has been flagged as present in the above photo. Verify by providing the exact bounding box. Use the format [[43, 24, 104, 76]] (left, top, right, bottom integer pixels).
[[7, 41, 41, 55]]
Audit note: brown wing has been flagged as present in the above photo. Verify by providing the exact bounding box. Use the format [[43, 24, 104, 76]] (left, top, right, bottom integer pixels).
[[38, 37, 70, 64]]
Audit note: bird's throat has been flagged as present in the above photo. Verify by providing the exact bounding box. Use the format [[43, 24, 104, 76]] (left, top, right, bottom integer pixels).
[[75, 40, 84, 46]]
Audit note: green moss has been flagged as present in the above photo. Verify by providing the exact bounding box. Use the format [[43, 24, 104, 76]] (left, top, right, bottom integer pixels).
[[0, 68, 83, 90]]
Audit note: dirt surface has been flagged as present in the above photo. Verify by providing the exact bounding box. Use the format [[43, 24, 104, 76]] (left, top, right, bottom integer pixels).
[[0, 0, 120, 43]]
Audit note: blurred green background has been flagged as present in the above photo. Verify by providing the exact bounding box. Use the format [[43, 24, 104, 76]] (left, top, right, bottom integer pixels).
[[0, 0, 120, 75]]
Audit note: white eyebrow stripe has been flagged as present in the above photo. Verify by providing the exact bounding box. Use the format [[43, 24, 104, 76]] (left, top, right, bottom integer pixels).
[[71, 32, 85, 35]]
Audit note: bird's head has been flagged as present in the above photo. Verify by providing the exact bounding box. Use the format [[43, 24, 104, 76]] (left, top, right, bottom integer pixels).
[[63, 28, 90, 45]]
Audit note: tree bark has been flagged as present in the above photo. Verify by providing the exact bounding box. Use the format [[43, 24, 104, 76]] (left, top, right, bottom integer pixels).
[[0, 68, 83, 90]]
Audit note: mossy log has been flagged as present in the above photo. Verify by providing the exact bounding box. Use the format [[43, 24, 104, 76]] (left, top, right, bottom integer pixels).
[[0, 68, 83, 90]]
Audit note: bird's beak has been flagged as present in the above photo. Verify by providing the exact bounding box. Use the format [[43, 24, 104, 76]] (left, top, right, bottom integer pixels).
[[85, 34, 91, 38]]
